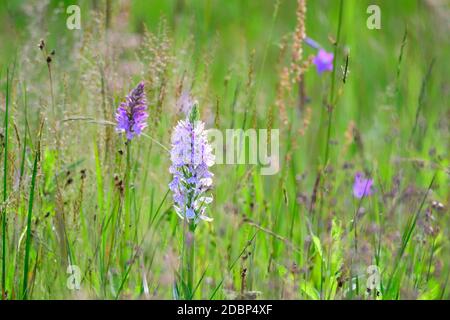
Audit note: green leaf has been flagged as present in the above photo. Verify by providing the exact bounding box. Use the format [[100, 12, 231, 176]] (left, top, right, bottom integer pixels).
[[312, 235, 323, 258]]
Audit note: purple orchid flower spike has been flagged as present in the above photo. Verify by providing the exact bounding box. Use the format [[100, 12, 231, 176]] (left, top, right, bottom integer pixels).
[[313, 49, 334, 74], [115, 82, 148, 140], [169, 103, 215, 224], [353, 172, 374, 199]]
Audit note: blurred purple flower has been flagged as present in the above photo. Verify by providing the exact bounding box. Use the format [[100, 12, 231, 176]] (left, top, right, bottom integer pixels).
[[115, 82, 148, 140], [353, 172, 374, 199], [169, 106, 215, 224], [177, 90, 196, 116], [313, 49, 334, 74]]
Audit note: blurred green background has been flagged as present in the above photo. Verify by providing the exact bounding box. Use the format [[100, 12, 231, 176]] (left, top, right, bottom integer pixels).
[[1, 0, 448, 142]]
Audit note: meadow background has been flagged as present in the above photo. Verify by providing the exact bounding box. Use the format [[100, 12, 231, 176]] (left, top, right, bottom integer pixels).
[[0, 0, 448, 299]]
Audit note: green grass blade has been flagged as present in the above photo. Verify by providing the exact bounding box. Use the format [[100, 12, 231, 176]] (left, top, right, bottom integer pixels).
[[22, 148, 39, 300], [385, 173, 436, 296]]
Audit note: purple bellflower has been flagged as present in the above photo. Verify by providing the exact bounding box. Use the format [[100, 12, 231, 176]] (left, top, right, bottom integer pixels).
[[169, 104, 215, 224], [313, 49, 334, 74], [353, 172, 374, 199], [116, 82, 148, 140], [304, 37, 334, 75]]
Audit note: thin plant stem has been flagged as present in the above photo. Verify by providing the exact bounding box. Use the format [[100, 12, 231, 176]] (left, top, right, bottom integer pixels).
[[2, 68, 9, 300], [324, 0, 344, 166], [125, 141, 131, 235], [187, 222, 196, 299]]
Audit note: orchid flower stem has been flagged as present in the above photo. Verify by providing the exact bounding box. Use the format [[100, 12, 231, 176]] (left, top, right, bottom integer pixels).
[[187, 222, 196, 299], [124, 141, 132, 246]]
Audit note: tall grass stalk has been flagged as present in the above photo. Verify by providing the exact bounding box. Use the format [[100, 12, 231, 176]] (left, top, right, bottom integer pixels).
[[2, 68, 9, 300], [19, 83, 28, 184], [39, 43, 55, 117], [410, 58, 435, 144], [22, 146, 39, 299], [385, 173, 436, 296], [396, 26, 408, 98], [210, 232, 258, 299], [323, 0, 344, 166]]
